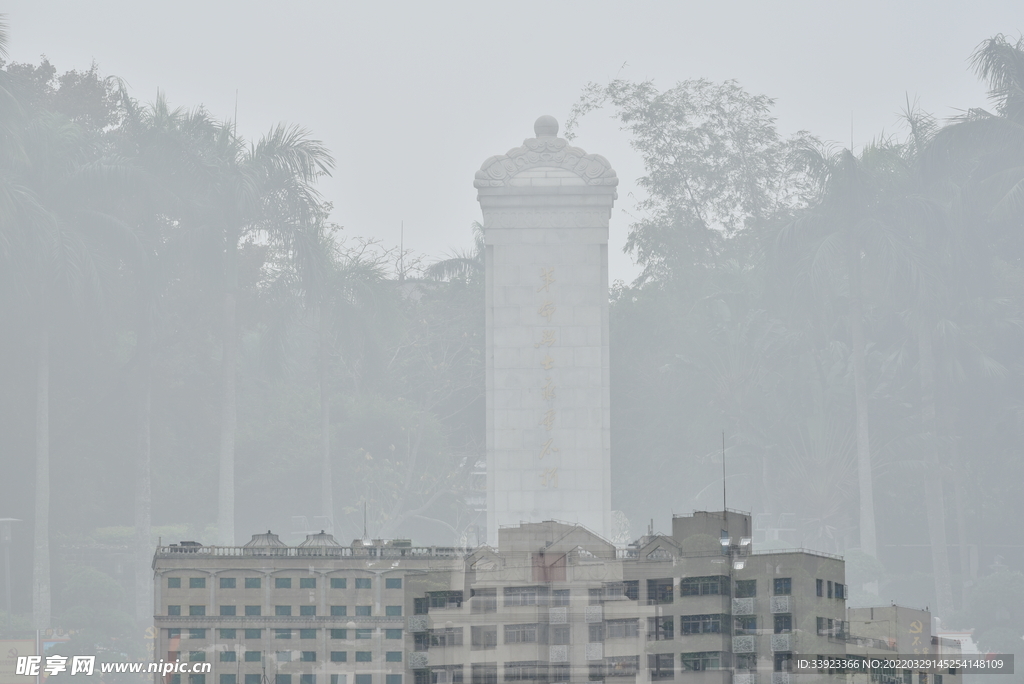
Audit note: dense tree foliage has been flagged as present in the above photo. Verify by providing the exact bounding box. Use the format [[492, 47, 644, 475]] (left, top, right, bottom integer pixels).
[[1, 19, 1022, 661]]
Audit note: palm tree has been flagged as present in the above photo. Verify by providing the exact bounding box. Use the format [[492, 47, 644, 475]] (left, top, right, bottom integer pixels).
[[196, 123, 333, 545]]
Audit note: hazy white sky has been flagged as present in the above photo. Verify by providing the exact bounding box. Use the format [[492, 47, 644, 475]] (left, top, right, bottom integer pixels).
[[4, 1, 1017, 282]]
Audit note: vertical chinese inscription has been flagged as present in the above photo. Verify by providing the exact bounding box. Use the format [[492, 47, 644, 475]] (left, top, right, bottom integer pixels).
[[537, 267, 558, 487]]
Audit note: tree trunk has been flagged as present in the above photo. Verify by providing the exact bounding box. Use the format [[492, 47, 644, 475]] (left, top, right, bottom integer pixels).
[[33, 323, 51, 630], [318, 304, 334, 529], [217, 233, 238, 546], [847, 245, 877, 559], [918, 322, 954, 619], [134, 318, 153, 625]]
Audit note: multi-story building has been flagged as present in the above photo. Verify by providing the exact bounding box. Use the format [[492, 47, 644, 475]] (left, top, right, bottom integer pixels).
[[153, 512, 958, 684]]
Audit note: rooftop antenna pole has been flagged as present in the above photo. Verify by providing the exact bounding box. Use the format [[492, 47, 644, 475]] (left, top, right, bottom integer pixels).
[[363, 501, 368, 540], [234, 89, 238, 140], [722, 431, 727, 514]]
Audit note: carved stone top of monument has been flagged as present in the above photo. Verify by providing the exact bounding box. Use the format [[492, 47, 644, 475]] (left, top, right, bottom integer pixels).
[[474, 116, 618, 192]]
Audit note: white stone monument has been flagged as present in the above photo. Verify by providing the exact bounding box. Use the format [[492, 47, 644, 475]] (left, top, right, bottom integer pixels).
[[475, 115, 617, 542]]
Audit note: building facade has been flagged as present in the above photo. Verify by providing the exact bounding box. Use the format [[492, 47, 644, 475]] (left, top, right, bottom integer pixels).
[[153, 514, 959, 684]]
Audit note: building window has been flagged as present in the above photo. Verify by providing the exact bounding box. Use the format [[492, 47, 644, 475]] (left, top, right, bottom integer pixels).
[[606, 656, 639, 677], [679, 576, 728, 597], [647, 654, 673, 680], [386, 578, 402, 589], [189, 605, 206, 616], [552, 625, 570, 645], [189, 676, 206, 684], [472, 665, 497, 684], [221, 577, 237, 589], [773, 578, 792, 595], [300, 578, 316, 589], [276, 651, 292, 662], [168, 651, 180, 662], [244, 652, 261, 663], [300, 651, 316, 662], [331, 578, 346, 589], [386, 676, 402, 684], [245, 578, 261, 589], [680, 652, 722, 671], [588, 663, 604, 682], [275, 630, 291, 639], [221, 605, 236, 616], [646, 579, 673, 604], [647, 617, 674, 640], [588, 623, 604, 642], [168, 577, 181, 588], [355, 651, 372, 662], [221, 676, 236, 684], [168, 605, 181, 616], [276, 676, 291, 684], [190, 578, 206, 589], [589, 588, 604, 605], [245, 676, 261, 684], [330, 629, 348, 639], [430, 628, 463, 647], [300, 606, 316, 616], [551, 590, 570, 607], [356, 606, 371, 616], [331, 605, 347, 616], [835, 583, 846, 599], [816, 617, 836, 636], [735, 616, 757, 635], [505, 623, 540, 644], [244, 629, 261, 639], [385, 605, 402, 616], [355, 629, 372, 640], [471, 588, 497, 613], [429, 591, 464, 609], [355, 676, 371, 684], [276, 606, 292, 616], [735, 580, 756, 598], [736, 654, 757, 671], [680, 614, 723, 634], [816, 579, 823, 597], [168, 629, 181, 639], [355, 578, 371, 589], [330, 651, 347, 662], [220, 651, 237, 662], [774, 614, 792, 634], [606, 619, 638, 639], [300, 676, 315, 684], [331, 677, 347, 684], [774, 653, 793, 672], [189, 629, 207, 640], [189, 651, 205, 662], [471, 626, 497, 650], [276, 578, 292, 589], [414, 598, 429, 615], [386, 651, 402, 662], [505, 661, 546, 681], [828, 580, 833, 598], [245, 605, 261, 616], [171, 676, 181, 684], [504, 586, 545, 607], [385, 629, 402, 639]]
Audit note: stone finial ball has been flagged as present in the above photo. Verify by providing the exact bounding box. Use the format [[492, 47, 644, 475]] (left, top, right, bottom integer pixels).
[[534, 115, 559, 137]]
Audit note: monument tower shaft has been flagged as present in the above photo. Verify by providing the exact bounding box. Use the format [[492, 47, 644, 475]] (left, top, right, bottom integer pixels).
[[475, 116, 617, 542]]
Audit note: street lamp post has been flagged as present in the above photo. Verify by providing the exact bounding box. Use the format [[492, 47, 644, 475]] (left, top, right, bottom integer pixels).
[[0, 518, 21, 634]]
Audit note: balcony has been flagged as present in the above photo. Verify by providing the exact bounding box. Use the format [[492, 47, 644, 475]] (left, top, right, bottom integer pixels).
[[549, 607, 568, 624], [549, 646, 568, 663], [769, 596, 791, 613], [770, 633, 792, 652], [585, 606, 603, 623], [732, 635, 755, 653], [586, 643, 604, 661], [771, 674, 790, 684], [732, 598, 754, 615], [734, 674, 757, 684]]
